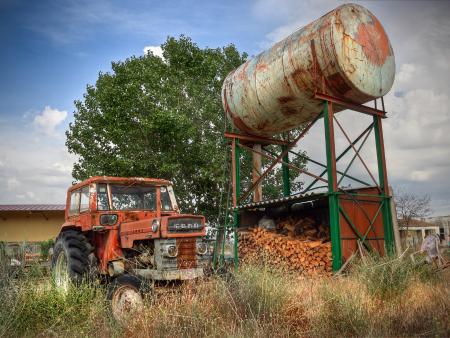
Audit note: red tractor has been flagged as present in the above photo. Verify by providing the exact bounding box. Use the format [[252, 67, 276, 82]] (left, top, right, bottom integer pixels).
[[52, 176, 211, 316]]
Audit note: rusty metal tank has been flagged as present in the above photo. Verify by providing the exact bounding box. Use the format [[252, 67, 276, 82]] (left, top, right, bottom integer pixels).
[[222, 3, 395, 137]]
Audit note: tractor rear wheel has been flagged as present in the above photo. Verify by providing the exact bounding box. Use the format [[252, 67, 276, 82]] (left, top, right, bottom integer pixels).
[[52, 230, 92, 291], [107, 275, 145, 321]]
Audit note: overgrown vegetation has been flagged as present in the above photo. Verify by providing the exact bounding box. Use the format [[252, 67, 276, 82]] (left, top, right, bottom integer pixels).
[[0, 256, 448, 337]]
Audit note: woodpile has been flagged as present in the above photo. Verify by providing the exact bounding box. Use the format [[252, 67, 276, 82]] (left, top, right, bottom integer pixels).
[[238, 216, 332, 276]]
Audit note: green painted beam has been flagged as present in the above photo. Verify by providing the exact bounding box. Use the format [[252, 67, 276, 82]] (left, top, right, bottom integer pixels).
[[233, 139, 241, 270], [303, 123, 374, 194], [373, 116, 395, 255], [323, 102, 342, 271], [281, 145, 291, 197], [288, 149, 372, 187]]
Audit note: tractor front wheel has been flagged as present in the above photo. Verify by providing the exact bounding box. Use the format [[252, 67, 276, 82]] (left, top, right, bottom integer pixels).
[[107, 275, 145, 321]]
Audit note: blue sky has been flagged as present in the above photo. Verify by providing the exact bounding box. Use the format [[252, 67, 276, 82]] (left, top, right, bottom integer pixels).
[[0, 0, 449, 216]]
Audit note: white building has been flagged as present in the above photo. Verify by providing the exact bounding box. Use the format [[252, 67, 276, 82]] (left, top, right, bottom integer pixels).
[[425, 215, 450, 246], [398, 219, 440, 249]]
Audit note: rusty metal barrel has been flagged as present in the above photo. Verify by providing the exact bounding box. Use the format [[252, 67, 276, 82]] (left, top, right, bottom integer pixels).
[[222, 3, 395, 137]]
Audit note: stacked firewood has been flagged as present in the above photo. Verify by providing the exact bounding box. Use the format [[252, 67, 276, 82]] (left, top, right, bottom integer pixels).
[[238, 216, 332, 276]]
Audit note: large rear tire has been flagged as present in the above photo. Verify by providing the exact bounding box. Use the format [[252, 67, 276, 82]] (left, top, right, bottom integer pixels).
[[51, 230, 91, 291]]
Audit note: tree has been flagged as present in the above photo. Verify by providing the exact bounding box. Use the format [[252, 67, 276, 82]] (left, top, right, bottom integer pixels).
[[66, 36, 306, 224], [394, 188, 432, 226]]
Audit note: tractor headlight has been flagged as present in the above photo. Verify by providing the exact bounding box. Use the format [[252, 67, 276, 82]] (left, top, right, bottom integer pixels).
[[163, 245, 178, 258], [208, 242, 215, 255], [151, 219, 160, 232], [196, 242, 208, 255], [100, 214, 118, 226]]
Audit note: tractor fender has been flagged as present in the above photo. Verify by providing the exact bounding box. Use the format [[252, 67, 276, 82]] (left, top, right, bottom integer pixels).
[[59, 221, 83, 234]]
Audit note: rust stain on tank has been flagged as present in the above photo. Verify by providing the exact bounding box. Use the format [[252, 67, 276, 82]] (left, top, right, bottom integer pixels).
[[256, 63, 268, 72], [224, 90, 255, 135], [222, 3, 395, 137], [327, 73, 352, 96], [278, 96, 295, 104], [237, 62, 249, 81], [291, 68, 312, 92], [356, 16, 390, 66]]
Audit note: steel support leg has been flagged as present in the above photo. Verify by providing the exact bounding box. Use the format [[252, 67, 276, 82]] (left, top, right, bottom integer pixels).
[[281, 145, 291, 197], [374, 116, 395, 255], [233, 139, 241, 270], [323, 101, 342, 271]]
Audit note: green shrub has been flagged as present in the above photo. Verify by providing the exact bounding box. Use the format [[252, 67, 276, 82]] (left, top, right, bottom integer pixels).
[[312, 280, 370, 337], [230, 264, 291, 321], [39, 239, 55, 260], [351, 254, 435, 299]]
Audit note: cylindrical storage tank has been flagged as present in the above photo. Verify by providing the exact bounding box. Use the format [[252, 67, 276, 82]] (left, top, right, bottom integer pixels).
[[222, 3, 395, 137]]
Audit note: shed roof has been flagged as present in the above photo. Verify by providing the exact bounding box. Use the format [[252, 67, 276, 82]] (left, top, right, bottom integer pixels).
[[398, 218, 437, 228], [0, 204, 65, 212]]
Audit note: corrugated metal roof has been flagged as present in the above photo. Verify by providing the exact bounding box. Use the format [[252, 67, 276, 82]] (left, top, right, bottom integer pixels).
[[0, 204, 65, 211], [398, 218, 437, 228]]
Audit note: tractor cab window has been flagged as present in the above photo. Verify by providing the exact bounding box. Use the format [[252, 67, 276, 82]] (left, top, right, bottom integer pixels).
[[80, 186, 90, 212], [97, 184, 109, 211], [69, 190, 80, 216], [161, 186, 174, 211], [111, 184, 156, 211]]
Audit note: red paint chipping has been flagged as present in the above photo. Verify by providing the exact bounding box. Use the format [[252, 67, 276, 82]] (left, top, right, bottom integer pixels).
[[277, 96, 295, 104], [356, 16, 390, 66], [327, 72, 352, 96], [256, 63, 268, 72], [223, 88, 255, 135]]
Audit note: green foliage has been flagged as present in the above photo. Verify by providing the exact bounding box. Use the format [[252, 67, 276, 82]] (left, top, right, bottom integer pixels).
[[0, 241, 6, 261], [66, 36, 247, 222], [314, 281, 370, 337], [66, 36, 307, 222], [39, 239, 55, 260], [228, 264, 291, 321]]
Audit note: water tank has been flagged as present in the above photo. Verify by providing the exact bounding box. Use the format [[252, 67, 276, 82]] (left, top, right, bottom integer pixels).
[[222, 3, 395, 137]]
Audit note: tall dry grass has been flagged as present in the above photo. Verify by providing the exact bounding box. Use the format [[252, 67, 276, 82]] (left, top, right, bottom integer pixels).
[[0, 254, 449, 337]]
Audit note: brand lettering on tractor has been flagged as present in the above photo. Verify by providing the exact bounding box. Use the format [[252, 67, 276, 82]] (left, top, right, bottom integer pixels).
[[172, 223, 202, 230]]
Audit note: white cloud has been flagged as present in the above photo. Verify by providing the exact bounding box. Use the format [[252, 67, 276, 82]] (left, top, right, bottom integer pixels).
[[410, 170, 432, 182], [26, 191, 36, 200], [53, 162, 72, 173], [33, 106, 68, 136], [0, 117, 75, 204], [253, 0, 335, 49], [396, 63, 418, 85], [7, 178, 20, 191], [143, 45, 164, 59]]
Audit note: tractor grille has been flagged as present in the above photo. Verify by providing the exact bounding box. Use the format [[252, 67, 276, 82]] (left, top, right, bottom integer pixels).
[[176, 238, 197, 269], [168, 218, 203, 233]]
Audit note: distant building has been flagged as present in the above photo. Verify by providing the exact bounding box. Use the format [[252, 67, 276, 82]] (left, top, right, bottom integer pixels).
[[425, 215, 450, 246], [0, 204, 64, 244], [398, 218, 440, 250]]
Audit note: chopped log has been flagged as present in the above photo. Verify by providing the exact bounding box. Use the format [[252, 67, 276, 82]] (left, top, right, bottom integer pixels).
[[238, 215, 332, 276]]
